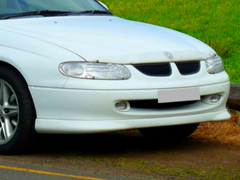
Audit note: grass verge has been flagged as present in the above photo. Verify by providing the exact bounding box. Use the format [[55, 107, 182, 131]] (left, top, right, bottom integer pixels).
[[102, 0, 240, 83], [192, 111, 240, 146]]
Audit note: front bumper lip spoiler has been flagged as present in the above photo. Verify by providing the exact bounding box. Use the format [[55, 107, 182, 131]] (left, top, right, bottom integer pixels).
[[35, 109, 230, 134]]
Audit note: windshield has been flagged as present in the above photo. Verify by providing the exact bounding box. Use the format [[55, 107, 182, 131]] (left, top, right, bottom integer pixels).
[[0, 0, 108, 17]]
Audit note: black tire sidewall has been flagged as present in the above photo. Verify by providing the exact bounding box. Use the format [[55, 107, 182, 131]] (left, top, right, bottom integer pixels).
[[0, 67, 36, 154]]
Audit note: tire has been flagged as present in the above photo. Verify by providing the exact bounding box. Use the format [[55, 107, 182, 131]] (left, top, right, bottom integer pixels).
[[139, 123, 199, 141], [0, 66, 37, 154]]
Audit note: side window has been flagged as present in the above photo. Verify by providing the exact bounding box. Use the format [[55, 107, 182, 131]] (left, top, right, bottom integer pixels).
[[0, 0, 7, 7]]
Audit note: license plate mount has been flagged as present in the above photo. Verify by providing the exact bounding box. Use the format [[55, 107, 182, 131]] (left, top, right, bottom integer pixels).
[[158, 88, 200, 103]]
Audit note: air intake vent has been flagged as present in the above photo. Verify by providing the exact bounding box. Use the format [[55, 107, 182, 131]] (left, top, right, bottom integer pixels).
[[129, 100, 198, 109], [176, 61, 200, 75], [133, 63, 171, 77]]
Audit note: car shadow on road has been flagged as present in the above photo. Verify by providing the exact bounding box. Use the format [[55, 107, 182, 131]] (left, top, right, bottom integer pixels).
[[34, 130, 223, 157]]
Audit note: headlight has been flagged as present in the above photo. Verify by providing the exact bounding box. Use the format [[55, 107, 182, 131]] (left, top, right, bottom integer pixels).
[[59, 62, 131, 80], [205, 55, 224, 74]]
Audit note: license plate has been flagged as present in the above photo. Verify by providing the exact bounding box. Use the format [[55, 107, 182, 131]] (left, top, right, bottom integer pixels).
[[158, 88, 200, 103]]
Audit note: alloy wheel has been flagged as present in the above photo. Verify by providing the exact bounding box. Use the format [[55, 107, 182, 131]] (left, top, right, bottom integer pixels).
[[0, 80, 19, 145]]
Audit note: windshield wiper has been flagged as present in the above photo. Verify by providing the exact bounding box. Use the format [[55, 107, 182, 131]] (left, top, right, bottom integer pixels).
[[67, 10, 112, 15], [3, 10, 70, 20], [2, 10, 112, 20]]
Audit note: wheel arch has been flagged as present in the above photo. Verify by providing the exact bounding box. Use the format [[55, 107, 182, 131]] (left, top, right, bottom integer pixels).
[[0, 61, 38, 154], [0, 60, 29, 86], [0, 60, 37, 118]]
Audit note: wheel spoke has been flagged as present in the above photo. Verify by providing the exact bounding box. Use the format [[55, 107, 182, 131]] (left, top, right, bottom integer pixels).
[[11, 120, 18, 127], [0, 127, 3, 139], [4, 118, 14, 139], [6, 105, 18, 110], [6, 110, 18, 117], [3, 82, 10, 106], [1, 121, 7, 140], [10, 94, 16, 102], [0, 80, 3, 104]]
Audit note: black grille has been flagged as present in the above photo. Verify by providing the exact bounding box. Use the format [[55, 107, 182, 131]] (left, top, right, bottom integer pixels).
[[133, 63, 171, 77], [176, 61, 200, 75], [129, 100, 197, 109]]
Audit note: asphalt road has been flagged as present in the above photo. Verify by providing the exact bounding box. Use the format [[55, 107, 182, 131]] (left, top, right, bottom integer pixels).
[[0, 167, 82, 180], [0, 161, 133, 180], [0, 133, 144, 180], [0, 131, 239, 180], [0, 162, 108, 180]]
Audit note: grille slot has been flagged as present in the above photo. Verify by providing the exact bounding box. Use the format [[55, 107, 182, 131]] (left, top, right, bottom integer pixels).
[[133, 63, 171, 77], [176, 61, 200, 75], [129, 100, 197, 109]]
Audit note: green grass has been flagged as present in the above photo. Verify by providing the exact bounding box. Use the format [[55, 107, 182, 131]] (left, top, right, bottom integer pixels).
[[113, 157, 240, 179], [102, 0, 240, 83]]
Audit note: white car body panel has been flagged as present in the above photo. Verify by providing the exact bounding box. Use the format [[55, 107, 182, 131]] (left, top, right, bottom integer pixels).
[[36, 110, 229, 134], [0, 29, 84, 87], [0, 16, 216, 65], [31, 81, 230, 134], [30, 81, 229, 121], [0, 15, 231, 134]]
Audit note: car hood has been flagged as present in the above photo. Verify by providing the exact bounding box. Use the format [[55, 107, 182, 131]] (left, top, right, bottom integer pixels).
[[0, 16, 216, 64]]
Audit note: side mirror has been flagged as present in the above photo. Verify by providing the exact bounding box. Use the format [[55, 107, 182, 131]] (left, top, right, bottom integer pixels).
[[98, 1, 109, 10]]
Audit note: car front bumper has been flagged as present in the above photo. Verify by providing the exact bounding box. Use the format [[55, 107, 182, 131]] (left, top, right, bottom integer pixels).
[[29, 81, 231, 134]]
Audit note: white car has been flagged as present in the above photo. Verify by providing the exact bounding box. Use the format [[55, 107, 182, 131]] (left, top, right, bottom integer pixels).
[[0, 0, 230, 154]]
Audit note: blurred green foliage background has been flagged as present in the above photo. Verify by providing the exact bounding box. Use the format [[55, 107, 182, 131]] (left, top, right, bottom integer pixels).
[[102, 0, 240, 82]]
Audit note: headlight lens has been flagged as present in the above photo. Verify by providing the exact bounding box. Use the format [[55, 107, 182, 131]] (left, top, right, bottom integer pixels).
[[59, 62, 131, 80], [205, 55, 224, 74]]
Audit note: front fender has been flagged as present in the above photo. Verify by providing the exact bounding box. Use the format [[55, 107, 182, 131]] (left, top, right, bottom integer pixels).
[[0, 46, 68, 87], [0, 30, 84, 88], [0, 30, 84, 87]]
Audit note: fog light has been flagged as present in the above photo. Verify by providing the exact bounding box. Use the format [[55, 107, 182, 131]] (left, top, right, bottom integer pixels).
[[210, 95, 221, 103], [115, 102, 128, 110]]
